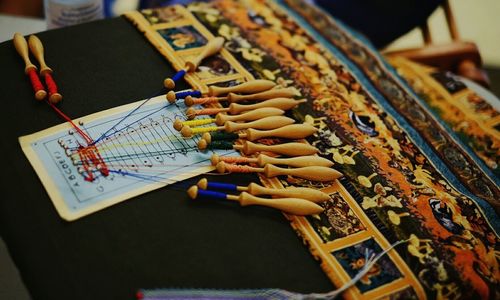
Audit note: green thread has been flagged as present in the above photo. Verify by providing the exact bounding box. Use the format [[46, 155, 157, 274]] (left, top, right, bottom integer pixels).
[[210, 132, 239, 141], [208, 140, 234, 150]]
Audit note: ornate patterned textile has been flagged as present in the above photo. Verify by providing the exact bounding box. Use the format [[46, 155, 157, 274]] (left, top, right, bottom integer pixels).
[[127, 1, 500, 298]]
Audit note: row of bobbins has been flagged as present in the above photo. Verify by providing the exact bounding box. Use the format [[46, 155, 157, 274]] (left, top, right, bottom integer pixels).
[[163, 36, 342, 215], [172, 80, 342, 183]]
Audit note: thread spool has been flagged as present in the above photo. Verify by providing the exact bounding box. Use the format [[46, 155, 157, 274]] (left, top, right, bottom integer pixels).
[[211, 153, 334, 168], [184, 95, 225, 106], [164, 69, 186, 89], [187, 185, 324, 215], [198, 139, 235, 150], [186, 107, 226, 120], [173, 118, 216, 131], [217, 162, 342, 182], [181, 125, 219, 137], [227, 88, 297, 103], [13, 33, 47, 101], [196, 178, 238, 192], [235, 141, 318, 157], [202, 132, 239, 144], [208, 80, 275, 96], [28, 35, 62, 103], [167, 90, 202, 103], [210, 154, 252, 166]]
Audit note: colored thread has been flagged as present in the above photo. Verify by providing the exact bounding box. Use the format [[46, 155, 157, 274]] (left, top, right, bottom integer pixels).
[[182, 118, 215, 127], [225, 164, 256, 173], [92, 88, 166, 144], [206, 182, 238, 192], [219, 156, 253, 164], [176, 90, 201, 99], [44, 73, 58, 96], [207, 140, 234, 150], [172, 69, 186, 82], [47, 101, 93, 145], [209, 131, 239, 141], [190, 126, 220, 134], [305, 239, 408, 299], [191, 97, 220, 105], [190, 108, 225, 116], [196, 189, 228, 200], [27, 68, 45, 94]]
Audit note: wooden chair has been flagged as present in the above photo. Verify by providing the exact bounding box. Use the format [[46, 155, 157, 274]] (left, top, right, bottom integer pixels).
[[384, 0, 490, 87]]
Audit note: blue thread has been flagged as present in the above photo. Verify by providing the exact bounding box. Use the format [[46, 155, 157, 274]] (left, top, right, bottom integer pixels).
[[172, 69, 186, 82], [176, 90, 201, 99], [91, 87, 166, 145], [207, 182, 238, 192], [197, 189, 228, 200]]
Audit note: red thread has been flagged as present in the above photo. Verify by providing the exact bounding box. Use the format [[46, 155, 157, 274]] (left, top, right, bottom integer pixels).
[[220, 156, 253, 164], [194, 108, 226, 116], [47, 102, 109, 179], [77, 145, 109, 181], [44, 73, 58, 96], [192, 97, 220, 105], [225, 164, 256, 173], [27, 68, 45, 94], [47, 101, 93, 145]]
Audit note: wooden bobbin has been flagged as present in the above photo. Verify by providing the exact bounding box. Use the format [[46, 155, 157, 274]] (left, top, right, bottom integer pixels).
[[214, 107, 284, 125], [235, 141, 318, 157], [28, 35, 62, 104], [241, 123, 317, 141], [187, 185, 324, 215], [13, 33, 37, 74], [216, 162, 342, 182], [246, 183, 330, 203], [173, 117, 216, 131], [227, 88, 297, 103], [13, 33, 47, 101], [235, 192, 324, 215], [185, 37, 225, 72], [208, 80, 275, 97], [166, 90, 177, 103], [184, 98, 304, 120], [196, 178, 330, 203], [224, 116, 295, 133], [210, 153, 334, 168], [202, 123, 316, 142], [228, 98, 305, 115], [181, 116, 295, 137]]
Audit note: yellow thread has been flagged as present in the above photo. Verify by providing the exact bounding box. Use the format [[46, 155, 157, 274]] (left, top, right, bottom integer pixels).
[[182, 118, 216, 127], [190, 126, 220, 134]]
